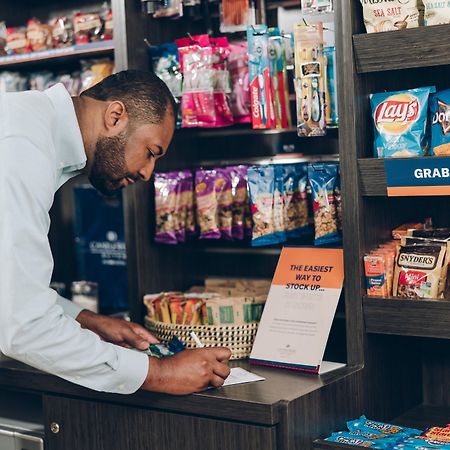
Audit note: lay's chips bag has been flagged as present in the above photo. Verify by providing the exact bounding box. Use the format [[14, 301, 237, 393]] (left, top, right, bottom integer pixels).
[[370, 87, 436, 158]]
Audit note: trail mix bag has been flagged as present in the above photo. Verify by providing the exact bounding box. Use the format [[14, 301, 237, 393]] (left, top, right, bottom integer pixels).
[[360, 0, 422, 33]]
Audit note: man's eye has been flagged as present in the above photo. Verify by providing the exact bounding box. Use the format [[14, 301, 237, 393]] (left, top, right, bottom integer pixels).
[[147, 149, 155, 159]]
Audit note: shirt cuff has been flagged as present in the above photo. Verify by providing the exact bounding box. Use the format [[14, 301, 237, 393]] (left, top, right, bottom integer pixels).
[[111, 347, 149, 394], [56, 295, 84, 319]]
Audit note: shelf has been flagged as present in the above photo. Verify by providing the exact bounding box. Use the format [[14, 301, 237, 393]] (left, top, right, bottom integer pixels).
[[363, 296, 450, 339], [0, 41, 114, 68], [353, 24, 450, 74], [393, 404, 450, 430], [358, 158, 386, 196]]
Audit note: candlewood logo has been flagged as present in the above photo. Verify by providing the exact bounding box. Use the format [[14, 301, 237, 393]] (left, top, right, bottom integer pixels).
[[398, 253, 436, 269]]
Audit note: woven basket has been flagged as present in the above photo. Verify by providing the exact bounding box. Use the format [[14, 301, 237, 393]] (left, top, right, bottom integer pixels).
[[144, 316, 259, 360]]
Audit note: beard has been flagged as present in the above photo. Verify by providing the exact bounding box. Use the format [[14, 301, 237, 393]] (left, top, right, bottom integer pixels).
[[88, 132, 128, 196]]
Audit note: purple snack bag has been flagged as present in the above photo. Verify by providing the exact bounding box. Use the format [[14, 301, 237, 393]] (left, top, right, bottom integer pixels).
[[154, 172, 180, 245], [195, 169, 221, 239], [178, 170, 195, 241], [229, 165, 248, 240], [216, 168, 233, 240]]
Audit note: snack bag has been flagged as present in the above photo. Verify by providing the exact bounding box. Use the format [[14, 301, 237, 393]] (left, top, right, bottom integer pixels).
[[80, 58, 114, 91], [195, 169, 221, 239], [282, 164, 309, 238], [216, 168, 233, 240], [422, 426, 450, 443], [0, 22, 7, 56], [27, 18, 53, 52], [430, 89, 450, 156], [101, 4, 113, 40], [6, 27, 31, 54], [73, 12, 102, 44], [370, 87, 435, 158], [228, 165, 249, 240], [360, 0, 422, 33], [273, 165, 286, 240], [154, 172, 180, 245], [51, 16, 74, 48], [326, 432, 398, 448], [308, 163, 340, 246], [394, 436, 450, 449], [364, 254, 388, 297], [423, 0, 450, 26], [248, 166, 285, 246], [347, 416, 422, 438], [178, 170, 195, 239], [393, 244, 446, 299]]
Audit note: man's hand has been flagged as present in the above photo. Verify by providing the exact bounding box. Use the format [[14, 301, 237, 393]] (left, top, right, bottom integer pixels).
[[142, 347, 231, 395], [76, 310, 158, 350]]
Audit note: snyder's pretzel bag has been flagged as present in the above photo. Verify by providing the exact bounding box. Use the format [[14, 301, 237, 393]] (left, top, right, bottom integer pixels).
[[423, 0, 450, 25], [360, 0, 422, 33], [370, 87, 435, 158], [430, 89, 450, 156]]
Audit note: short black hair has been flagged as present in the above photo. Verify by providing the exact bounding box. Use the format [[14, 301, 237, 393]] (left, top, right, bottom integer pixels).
[[80, 69, 176, 126]]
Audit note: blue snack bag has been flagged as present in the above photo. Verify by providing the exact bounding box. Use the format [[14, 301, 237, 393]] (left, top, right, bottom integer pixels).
[[248, 165, 286, 246], [347, 416, 422, 438], [370, 87, 435, 158], [430, 89, 450, 156], [308, 162, 341, 246], [325, 432, 394, 448]]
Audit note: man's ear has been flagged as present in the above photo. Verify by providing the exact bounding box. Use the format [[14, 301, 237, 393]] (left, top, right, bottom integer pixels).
[[104, 101, 128, 134]]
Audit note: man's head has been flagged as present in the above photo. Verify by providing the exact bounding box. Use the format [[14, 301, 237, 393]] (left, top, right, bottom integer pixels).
[[78, 70, 175, 196]]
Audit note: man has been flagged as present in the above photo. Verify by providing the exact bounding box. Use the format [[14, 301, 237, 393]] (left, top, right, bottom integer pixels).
[[0, 70, 231, 395]]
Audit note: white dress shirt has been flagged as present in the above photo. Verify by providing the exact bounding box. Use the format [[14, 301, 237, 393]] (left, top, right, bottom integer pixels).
[[0, 84, 149, 394]]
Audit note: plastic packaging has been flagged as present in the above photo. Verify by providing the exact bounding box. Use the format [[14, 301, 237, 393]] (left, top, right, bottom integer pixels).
[[220, 0, 254, 33], [0, 22, 6, 56], [228, 165, 249, 240], [347, 416, 422, 438], [51, 16, 74, 48], [430, 88, 450, 156], [195, 169, 221, 239], [216, 168, 233, 239], [6, 27, 31, 54], [73, 12, 102, 44], [80, 58, 114, 91]]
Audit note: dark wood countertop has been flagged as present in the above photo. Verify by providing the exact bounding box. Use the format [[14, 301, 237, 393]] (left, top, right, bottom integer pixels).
[[0, 358, 360, 425]]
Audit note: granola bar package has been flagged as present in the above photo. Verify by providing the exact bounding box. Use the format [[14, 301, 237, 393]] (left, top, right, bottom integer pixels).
[[248, 166, 285, 247], [360, 0, 422, 33], [195, 169, 221, 239], [393, 244, 446, 299], [228, 165, 248, 240], [154, 172, 180, 245], [282, 164, 309, 238], [216, 168, 233, 240], [423, 0, 450, 26], [308, 163, 340, 246]]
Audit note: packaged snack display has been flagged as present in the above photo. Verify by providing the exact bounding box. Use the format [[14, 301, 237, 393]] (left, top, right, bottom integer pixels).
[[423, 0, 450, 26], [178, 171, 195, 239], [26, 18, 53, 52], [220, 0, 254, 33], [176, 34, 215, 128], [282, 164, 309, 238], [392, 222, 427, 240], [364, 254, 390, 297], [228, 42, 251, 124], [80, 58, 114, 91], [308, 162, 340, 246], [393, 244, 446, 299], [422, 425, 450, 443], [215, 168, 233, 240], [6, 27, 31, 54], [430, 89, 450, 156], [0, 72, 27, 92], [229, 165, 249, 241], [247, 25, 275, 129], [394, 436, 450, 449], [294, 22, 327, 137], [195, 169, 221, 239], [248, 165, 285, 246], [51, 16, 74, 48], [73, 12, 102, 44], [347, 416, 422, 439], [360, 0, 422, 33], [370, 87, 435, 158]]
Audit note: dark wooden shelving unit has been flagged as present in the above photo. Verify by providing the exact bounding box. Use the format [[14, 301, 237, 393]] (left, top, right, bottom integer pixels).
[[353, 24, 450, 73], [363, 297, 450, 339], [0, 41, 114, 68], [357, 158, 386, 196]]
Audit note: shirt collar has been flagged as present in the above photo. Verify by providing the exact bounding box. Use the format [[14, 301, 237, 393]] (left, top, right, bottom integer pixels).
[[44, 83, 87, 173]]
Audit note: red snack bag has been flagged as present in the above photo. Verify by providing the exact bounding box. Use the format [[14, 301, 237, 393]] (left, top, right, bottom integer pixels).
[[101, 7, 113, 41], [27, 18, 53, 52], [73, 12, 102, 44], [6, 27, 31, 54], [51, 16, 74, 48]]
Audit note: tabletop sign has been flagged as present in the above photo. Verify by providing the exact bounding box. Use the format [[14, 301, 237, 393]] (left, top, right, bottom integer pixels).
[[384, 157, 450, 196], [250, 247, 345, 375]]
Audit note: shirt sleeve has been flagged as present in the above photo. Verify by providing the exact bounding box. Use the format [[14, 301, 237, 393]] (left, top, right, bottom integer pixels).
[[56, 295, 83, 319], [0, 136, 149, 394]]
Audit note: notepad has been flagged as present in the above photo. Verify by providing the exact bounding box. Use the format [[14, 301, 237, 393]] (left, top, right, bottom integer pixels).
[[222, 368, 265, 387]]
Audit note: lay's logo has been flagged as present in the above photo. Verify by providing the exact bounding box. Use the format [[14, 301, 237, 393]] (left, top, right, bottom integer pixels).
[[374, 94, 420, 135]]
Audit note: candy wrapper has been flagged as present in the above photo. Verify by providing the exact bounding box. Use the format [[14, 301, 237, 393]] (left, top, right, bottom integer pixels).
[[282, 164, 309, 238], [228, 42, 251, 124], [248, 166, 285, 246], [308, 163, 340, 246], [294, 23, 327, 137], [370, 87, 435, 158], [177, 35, 215, 128], [229, 165, 249, 240], [195, 169, 221, 239], [247, 25, 276, 129]]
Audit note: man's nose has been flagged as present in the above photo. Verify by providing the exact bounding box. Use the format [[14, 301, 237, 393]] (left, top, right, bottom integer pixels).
[[138, 162, 154, 182]]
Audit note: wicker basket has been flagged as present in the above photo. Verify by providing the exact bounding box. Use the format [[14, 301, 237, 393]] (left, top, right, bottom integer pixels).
[[144, 316, 259, 360]]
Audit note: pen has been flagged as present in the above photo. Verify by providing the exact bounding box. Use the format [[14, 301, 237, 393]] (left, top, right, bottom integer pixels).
[[190, 331, 204, 348]]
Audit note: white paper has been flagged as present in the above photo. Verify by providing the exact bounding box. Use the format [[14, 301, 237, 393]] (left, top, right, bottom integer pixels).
[[222, 368, 265, 387], [318, 361, 346, 375]]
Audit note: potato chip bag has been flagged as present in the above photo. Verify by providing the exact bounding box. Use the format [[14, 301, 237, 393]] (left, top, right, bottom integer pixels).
[[430, 89, 450, 156], [423, 0, 450, 26]]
